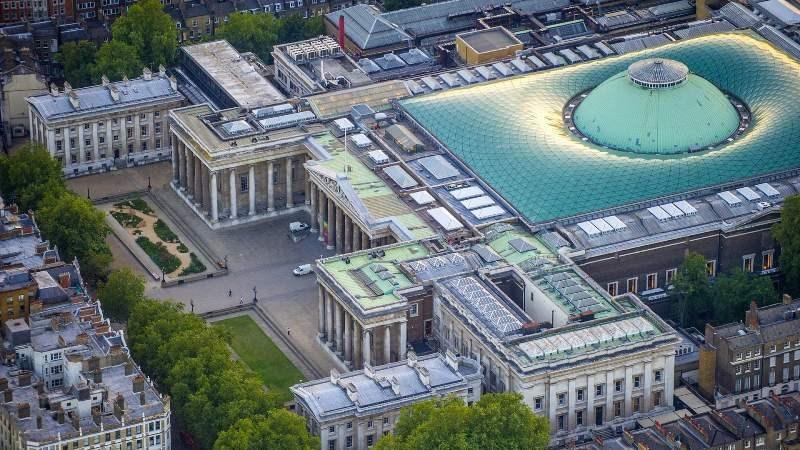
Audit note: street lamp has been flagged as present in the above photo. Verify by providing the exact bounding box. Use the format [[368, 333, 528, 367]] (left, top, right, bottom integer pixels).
[[252, 286, 258, 303], [147, 176, 152, 190], [87, 188, 90, 200]]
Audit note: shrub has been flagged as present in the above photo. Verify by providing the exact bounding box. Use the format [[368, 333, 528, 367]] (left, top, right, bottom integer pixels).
[[136, 236, 181, 273], [153, 219, 179, 243], [114, 197, 153, 214], [111, 211, 142, 228], [179, 252, 207, 276], [177, 242, 189, 253]]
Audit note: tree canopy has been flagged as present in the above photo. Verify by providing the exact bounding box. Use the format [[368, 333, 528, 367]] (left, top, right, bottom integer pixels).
[[773, 195, 800, 296], [111, 0, 177, 67], [55, 41, 97, 88], [375, 393, 550, 450], [672, 252, 712, 327], [216, 13, 328, 63], [383, 0, 424, 12], [126, 300, 310, 448], [92, 41, 143, 82], [97, 268, 146, 321], [0, 143, 65, 211], [212, 411, 318, 450]]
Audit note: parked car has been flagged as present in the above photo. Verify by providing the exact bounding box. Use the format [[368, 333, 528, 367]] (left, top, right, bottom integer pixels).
[[293, 264, 313, 276], [289, 222, 309, 233]]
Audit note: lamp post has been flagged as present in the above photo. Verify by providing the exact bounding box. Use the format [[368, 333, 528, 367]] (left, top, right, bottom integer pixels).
[[252, 286, 258, 303], [147, 176, 152, 191]]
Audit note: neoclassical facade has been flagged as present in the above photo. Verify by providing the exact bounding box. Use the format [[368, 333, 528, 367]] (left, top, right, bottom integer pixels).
[[168, 104, 323, 228], [27, 68, 184, 177]]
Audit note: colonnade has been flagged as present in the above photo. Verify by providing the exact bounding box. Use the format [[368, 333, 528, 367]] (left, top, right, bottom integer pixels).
[[171, 136, 309, 223], [317, 285, 407, 369]]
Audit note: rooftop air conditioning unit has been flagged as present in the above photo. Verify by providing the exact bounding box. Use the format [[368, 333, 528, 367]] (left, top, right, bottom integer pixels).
[[757, 201, 772, 210]]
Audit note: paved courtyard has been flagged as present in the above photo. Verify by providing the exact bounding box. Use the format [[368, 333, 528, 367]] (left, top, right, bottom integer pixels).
[[67, 163, 339, 378]]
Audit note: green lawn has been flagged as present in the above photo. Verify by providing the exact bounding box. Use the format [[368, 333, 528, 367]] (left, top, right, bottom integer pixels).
[[213, 315, 305, 399]]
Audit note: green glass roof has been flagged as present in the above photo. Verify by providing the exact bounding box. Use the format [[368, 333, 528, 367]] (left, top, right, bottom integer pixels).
[[572, 70, 741, 154], [399, 32, 800, 223]]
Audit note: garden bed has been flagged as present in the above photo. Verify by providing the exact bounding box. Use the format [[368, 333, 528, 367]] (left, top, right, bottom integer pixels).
[[136, 236, 181, 274]]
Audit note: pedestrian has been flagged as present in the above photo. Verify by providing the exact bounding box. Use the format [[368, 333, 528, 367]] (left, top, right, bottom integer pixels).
[[228, 289, 232, 297], [287, 328, 291, 336], [239, 296, 244, 305], [190, 299, 194, 313]]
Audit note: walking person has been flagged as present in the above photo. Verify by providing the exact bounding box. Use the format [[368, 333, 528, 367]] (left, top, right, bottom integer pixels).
[[239, 296, 244, 305], [228, 289, 232, 297], [190, 299, 194, 313], [287, 328, 291, 336]]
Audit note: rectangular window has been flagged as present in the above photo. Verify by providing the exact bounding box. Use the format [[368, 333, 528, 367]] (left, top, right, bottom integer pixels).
[[576, 410, 583, 427], [127, 128, 133, 138], [346, 436, 352, 448], [534, 397, 543, 410], [770, 356, 776, 368], [240, 175, 248, 192], [743, 254, 755, 272], [557, 392, 566, 406], [140, 125, 147, 137], [646, 273, 657, 290], [328, 440, 335, 450], [626, 277, 638, 293], [784, 353, 790, 364], [607, 282, 618, 296], [613, 401, 622, 417], [633, 375, 641, 388], [614, 379, 623, 393], [762, 251, 774, 270], [367, 420, 373, 429], [653, 391, 662, 407], [576, 388, 584, 402], [654, 370, 663, 383], [633, 396, 641, 412], [366, 435, 374, 447], [557, 414, 565, 431], [595, 384, 604, 397], [706, 260, 716, 277], [155, 122, 161, 133], [665, 268, 677, 284], [409, 303, 419, 317]]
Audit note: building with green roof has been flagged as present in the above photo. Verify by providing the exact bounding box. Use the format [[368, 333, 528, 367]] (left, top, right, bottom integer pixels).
[[399, 32, 800, 224]]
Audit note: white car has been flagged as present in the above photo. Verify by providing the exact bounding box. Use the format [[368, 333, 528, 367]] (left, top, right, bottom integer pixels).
[[289, 222, 310, 233], [293, 264, 313, 276]]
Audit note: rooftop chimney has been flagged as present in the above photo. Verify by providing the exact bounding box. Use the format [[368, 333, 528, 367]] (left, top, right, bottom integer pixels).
[[70, 410, 79, 430], [101, 75, 109, 86], [18, 372, 31, 387], [330, 368, 340, 384], [142, 67, 152, 80], [344, 382, 358, 402], [168, 75, 177, 91], [445, 349, 459, 372], [38, 394, 48, 410], [56, 408, 64, 424], [108, 85, 119, 102], [36, 415, 42, 429], [113, 394, 125, 420], [63, 81, 72, 94], [0, 378, 8, 391], [122, 74, 129, 85], [416, 366, 431, 388], [132, 375, 145, 393], [158, 64, 165, 77], [390, 376, 400, 395], [58, 272, 70, 288], [338, 15, 345, 49], [49, 82, 59, 96], [139, 391, 146, 406], [783, 293, 793, 305], [406, 350, 418, 367], [745, 301, 760, 330], [124, 361, 134, 376], [4, 390, 13, 403], [76, 332, 89, 346], [91, 406, 101, 425], [17, 402, 30, 419], [68, 91, 79, 109]]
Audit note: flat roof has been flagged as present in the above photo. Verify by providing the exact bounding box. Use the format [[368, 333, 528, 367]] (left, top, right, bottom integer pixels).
[[457, 27, 523, 54], [182, 40, 285, 108], [400, 32, 800, 223]]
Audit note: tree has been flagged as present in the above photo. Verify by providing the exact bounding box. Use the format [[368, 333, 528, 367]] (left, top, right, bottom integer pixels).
[[710, 268, 776, 325], [111, 0, 177, 67], [774, 195, 800, 296], [302, 16, 325, 39], [382, 0, 423, 12], [97, 268, 145, 321], [36, 190, 111, 283], [672, 252, 712, 327], [213, 411, 319, 450], [375, 393, 549, 450], [55, 41, 97, 87], [215, 12, 280, 63], [0, 143, 65, 211], [92, 41, 143, 82]]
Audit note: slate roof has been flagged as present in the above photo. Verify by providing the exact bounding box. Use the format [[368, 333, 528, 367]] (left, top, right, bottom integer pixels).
[[27, 75, 182, 122]]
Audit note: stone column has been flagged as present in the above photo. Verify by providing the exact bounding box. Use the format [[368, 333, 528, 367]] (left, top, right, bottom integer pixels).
[[362, 328, 371, 367], [92, 122, 99, 162], [318, 286, 325, 337], [664, 355, 675, 406], [201, 166, 210, 211], [326, 198, 335, 250], [210, 171, 219, 223], [383, 326, 391, 364], [325, 293, 333, 344], [177, 142, 186, 189], [310, 184, 318, 233], [333, 302, 344, 355], [186, 152, 195, 198], [267, 162, 275, 212], [46, 129, 56, 158], [229, 169, 238, 219], [133, 113, 141, 154], [353, 227, 361, 252], [361, 232, 369, 251], [28, 112, 33, 143], [286, 158, 294, 208], [586, 374, 596, 427], [248, 165, 256, 216], [194, 159, 203, 206], [344, 217, 352, 253], [105, 119, 112, 160], [343, 312, 352, 364], [624, 365, 633, 417], [335, 207, 344, 252], [568, 378, 577, 430], [318, 188, 326, 242], [398, 321, 407, 360], [643, 361, 653, 411], [548, 384, 558, 426], [77, 125, 85, 165], [353, 321, 362, 368], [605, 371, 614, 422]]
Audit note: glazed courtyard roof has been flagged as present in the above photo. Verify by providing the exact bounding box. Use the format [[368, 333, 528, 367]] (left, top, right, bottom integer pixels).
[[399, 32, 800, 223]]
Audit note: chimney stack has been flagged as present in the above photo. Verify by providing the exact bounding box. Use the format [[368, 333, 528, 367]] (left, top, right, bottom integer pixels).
[[139, 391, 146, 406], [132, 375, 145, 393], [113, 394, 125, 420], [68, 91, 79, 109], [36, 415, 42, 429], [124, 361, 134, 376], [109, 85, 119, 102], [4, 389, 13, 403], [158, 64, 165, 77], [91, 406, 101, 425], [38, 394, 48, 410], [101, 74, 109, 86], [390, 376, 400, 395], [142, 67, 152, 81], [17, 402, 30, 418], [0, 378, 9, 391], [58, 272, 70, 288], [63, 81, 72, 94], [745, 301, 760, 330], [56, 408, 65, 424], [338, 15, 345, 49], [168, 75, 177, 91], [783, 293, 793, 305], [18, 372, 31, 387], [49, 82, 59, 96]]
